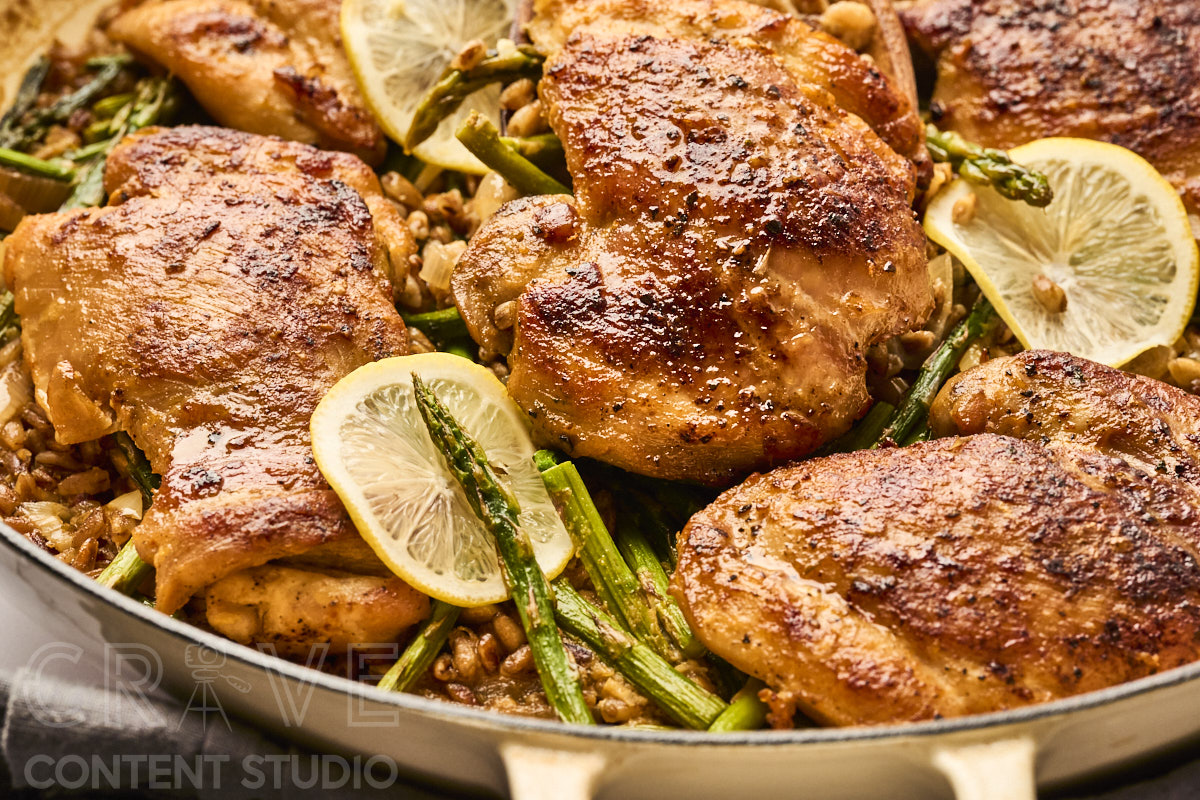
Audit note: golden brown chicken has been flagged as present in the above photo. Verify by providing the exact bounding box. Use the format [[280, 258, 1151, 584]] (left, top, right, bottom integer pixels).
[[108, 0, 386, 163], [3, 126, 427, 648], [453, 0, 932, 486], [901, 0, 1200, 211], [672, 350, 1200, 726]]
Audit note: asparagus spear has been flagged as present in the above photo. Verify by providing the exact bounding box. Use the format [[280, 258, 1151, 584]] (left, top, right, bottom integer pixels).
[[926, 125, 1053, 208], [114, 431, 160, 507], [533, 448, 565, 473], [0, 147, 75, 181], [0, 57, 50, 147], [378, 600, 461, 693], [1, 56, 132, 152], [499, 133, 564, 173], [412, 374, 593, 725], [541, 462, 675, 660], [401, 306, 470, 346], [96, 538, 153, 594], [820, 400, 895, 455], [456, 112, 568, 197], [63, 76, 176, 210], [552, 580, 727, 729], [0, 291, 19, 334], [707, 678, 768, 732], [621, 490, 680, 567], [872, 296, 996, 448], [614, 521, 704, 659], [405, 45, 545, 152], [95, 430, 162, 594]]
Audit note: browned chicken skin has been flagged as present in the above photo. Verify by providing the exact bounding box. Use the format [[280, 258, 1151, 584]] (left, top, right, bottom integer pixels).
[[901, 0, 1200, 211], [108, 0, 386, 163], [673, 351, 1200, 726], [3, 126, 428, 645], [453, 0, 931, 486]]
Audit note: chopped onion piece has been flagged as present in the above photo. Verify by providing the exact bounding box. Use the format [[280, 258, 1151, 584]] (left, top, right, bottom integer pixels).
[[106, 489, 144, 521], [20, 501, 72, 551]]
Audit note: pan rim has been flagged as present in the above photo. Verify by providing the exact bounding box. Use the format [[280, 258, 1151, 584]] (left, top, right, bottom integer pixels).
[[5, 519, 1200, 748]]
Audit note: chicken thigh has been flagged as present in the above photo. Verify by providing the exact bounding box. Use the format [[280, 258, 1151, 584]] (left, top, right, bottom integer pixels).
[[673, 351, 1200, 725], [3, 126, 427, 645], [108, 0, 385, 163], [453, 0, 932, 486], [901, 0, 1200, 211]]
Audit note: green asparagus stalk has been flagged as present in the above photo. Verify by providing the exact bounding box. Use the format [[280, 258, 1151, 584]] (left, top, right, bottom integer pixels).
[[90, 92, 136, 121], [926, 125, 1053, 208], [2, 56, 132, 152], [0, 291, 19, 334], [96, 539, 153, 594], [456, 112, 569, 197], [541, 462, 675, 660], [499, 133, 564, 172], [401, 306, 470, 346], [614, 522, 704, 659], [873, 296, 996, 448], [405, 45, 545, 151], [820, 400, 896, 455], [623, 498, 676, 567], [114, 431, 160, 507], [0, 147, 75, 181], [412, 374, 593, 725], [378, 600, 461, 693], [533, 449, 565, 473], [552, 580, 727, 729], [901, 425, 932, 446], [0, 57, 50, 147], [707, 678, 768, 732], [62, 76, 176, 210]]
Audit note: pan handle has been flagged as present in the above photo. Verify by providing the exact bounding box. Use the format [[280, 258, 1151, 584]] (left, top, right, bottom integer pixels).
[[500, 742, 608, 800], [931, 736, 1037, 800]]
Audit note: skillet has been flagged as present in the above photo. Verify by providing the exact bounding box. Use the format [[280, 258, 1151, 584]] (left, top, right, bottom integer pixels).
[[3, 1, 1200, 797]]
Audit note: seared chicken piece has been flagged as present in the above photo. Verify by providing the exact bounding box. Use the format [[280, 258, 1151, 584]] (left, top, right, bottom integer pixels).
[[206, 564, 427, 656], [673, 351, 1200, 726], [3, 127, 426, 641], [453, 0, 931, 485], [901, 0, 1200, 211], [108, 0, 385, 163], [930, 349, 1200, 471], [527, 0, 930, 169]]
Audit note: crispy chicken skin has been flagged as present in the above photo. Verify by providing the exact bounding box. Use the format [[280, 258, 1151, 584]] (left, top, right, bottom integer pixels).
[[3, 127, 425, 637], [901, 0, 1200, 211], [930, 349, 1200, 470], [528, 0, 930, 172], [453, 0, 931, 485], [673, 351, 1200, 726], [108, 0, 385, 163]]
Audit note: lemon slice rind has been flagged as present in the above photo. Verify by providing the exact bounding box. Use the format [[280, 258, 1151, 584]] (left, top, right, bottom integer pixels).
[[924, 137, 1199, 368], [312, 353, 573, 606], [340, 0, 513, 173]]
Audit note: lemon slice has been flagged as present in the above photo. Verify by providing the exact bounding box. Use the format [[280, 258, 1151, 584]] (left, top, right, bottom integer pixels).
[[924, 138, 1199, 367], [311, 353, 573, 606], [340, 0, 514, 173]]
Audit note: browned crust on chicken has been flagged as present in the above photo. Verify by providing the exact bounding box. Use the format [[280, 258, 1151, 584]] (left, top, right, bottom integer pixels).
[[529, 0, 930, 178], [108, 0, 385, 163], [931, 349, 1200, 474], [674, 351, 1200, 725], [455, 11, 931, 485], [3, 126, 413, 614], [901, 0, 1200, 210]]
